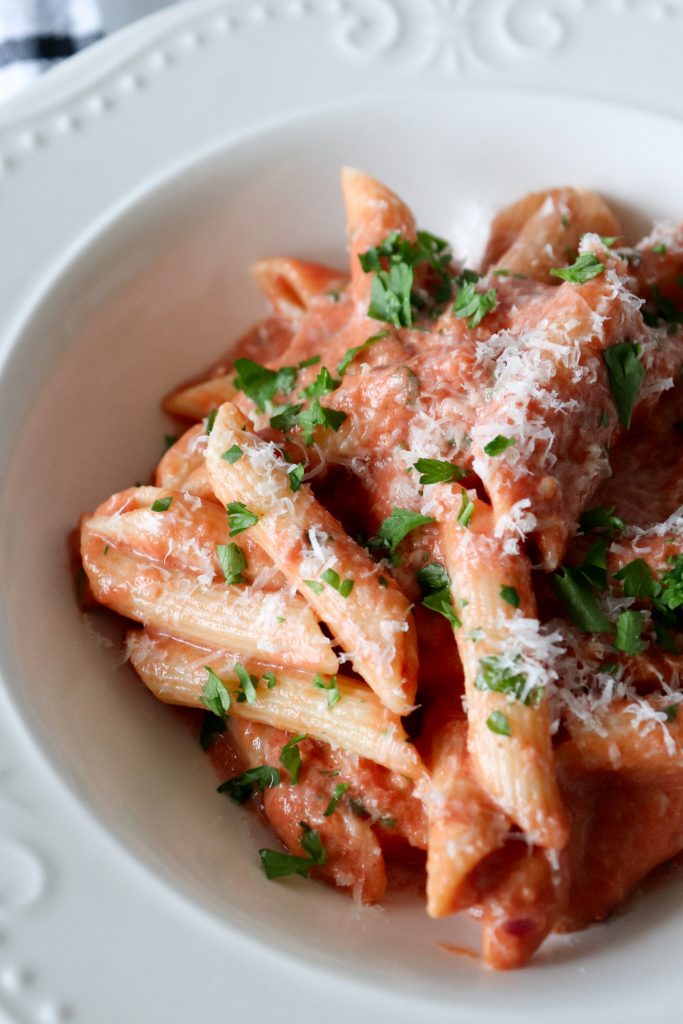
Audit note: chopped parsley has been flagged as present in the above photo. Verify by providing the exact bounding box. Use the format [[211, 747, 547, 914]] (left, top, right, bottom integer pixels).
[[259, 822, 327, 879], [663, 704, 680, 723], [417, 562, 460, 627], [321, 568, 354, 598], [270, 399, 347, 444], [263, 671, 277, 689], [486, 710, 512, 737], [302, 366, 340, 399], [550, 251, 605, 283], [457, 489, 474, 528], [337, 331, 388, 376], [614, 610, 645, 655], [279, 733, 307, 784], [304, 579, 324, 595], [579, 505, 625, 535], [218, 765, 280, 804], [484, 435, 516, 457], [288, 463, 305, 492], [475, 655, 536, 705], [603, 341, 644, 428], [644, 285, 683, 329], [227, 501, 259, 536], [552, 567, 611, 633], [413, 457, 466, 485], [150, 496, 173, 512], [323, 782, 350, 817], [233, 358, 297, 411], [221, 444, 243, 463], [659, 555, 683, 611], [358, 230, 454, 327], [200, 667, 231, 717], [205, 408, 218, 434], [370, 507, 434, 554], [234, 663, 258, 705], [367, 261, 413, 328], [313, 673, 341, 709], [216, 542, 247, 585], [613, 558, 661, 600], [651, 242, 668, 255], [198, 712, 226, 750], [453, 280, 497, 328], [500, 585, 520, 608]]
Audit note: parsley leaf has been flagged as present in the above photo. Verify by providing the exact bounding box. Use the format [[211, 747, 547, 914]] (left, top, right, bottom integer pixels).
[[262, 671, 277, 689], [486, 711, 512, 736], [205, 408, 218, 434], [484, 435, 516, 457], [368, 262, 413, 327], [233, 358, 297, 411], [416, 562, 450, 591], [258, 823, 326, 880], [552, 567, 611, 633], [198, 712, 226, 750], [218, 766, 280, 804], [457, 489, 474, 528], [413, 458, 466, 485], [151, 496, 173, 512], [614, 558, 661, 600], [475, 655, 537, 704], [453, 281, 497, 328], [321, 568, 354, 598], [313, 674, 341, 708], [550, 252, 605, 283], [269, 402, 304, 432], [651, 242, 668, 255], [423, 587, 460, 627], [615, 610, 645, 655], [216, 542, 247, 585], [288, 463, 305, 492], [603, 341, 645, 428], [659, 555, 683, 610], [221, 444, 243, 463], [302, 366, 341, 399], [200, 667, 231, 717], [227, 501, 259, 536], [580, 505, 625, 535], [371, 507, 434, 554], [234, 663, 258, 704], [304, 579, 324, 595], [299, 822, 327, 864], [337, 331, 388, 376], [500, 585, 520, 608], [417, 561, 460, 627], [279, 733, 307, 784], [323, 782, 350, 817]]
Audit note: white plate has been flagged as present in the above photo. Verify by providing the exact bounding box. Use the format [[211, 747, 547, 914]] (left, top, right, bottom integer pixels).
[[2, 3, 683, 1022]]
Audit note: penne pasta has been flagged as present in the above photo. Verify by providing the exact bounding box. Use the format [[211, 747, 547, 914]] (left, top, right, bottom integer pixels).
[[425, 719, 509, 917], [127, 629, 425, 780], [205, 401, 418, 715], [251, 257, 348, 318], [441, 507, 568, 850]]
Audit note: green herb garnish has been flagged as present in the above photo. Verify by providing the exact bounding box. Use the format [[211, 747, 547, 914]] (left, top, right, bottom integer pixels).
[[218, 766, 280, 804], [227, 501, 259, 536], [200, 667, 231, 717], [603, 341, 644, 428], [323, 782, 350, 817], [151, 496, 173, 512], [279, 733, 307, 784], [216, 542, 247, 585], [413, 458, 466, 485], [550, 251, 605, 283]]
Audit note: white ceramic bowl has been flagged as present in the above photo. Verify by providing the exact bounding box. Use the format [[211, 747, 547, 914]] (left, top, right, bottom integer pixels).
[[3, 4, 683, 1020]]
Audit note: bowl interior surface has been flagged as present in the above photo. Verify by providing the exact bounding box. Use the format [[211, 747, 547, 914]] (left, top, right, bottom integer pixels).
[[3, 92, 683, 1009]]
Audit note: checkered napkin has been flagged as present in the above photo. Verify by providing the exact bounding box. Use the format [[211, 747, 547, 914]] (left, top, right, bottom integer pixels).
[[0, 0, 102, 100]]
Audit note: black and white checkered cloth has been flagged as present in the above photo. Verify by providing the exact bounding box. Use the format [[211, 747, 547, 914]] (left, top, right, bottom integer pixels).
[[0, 0, 102, 99]]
